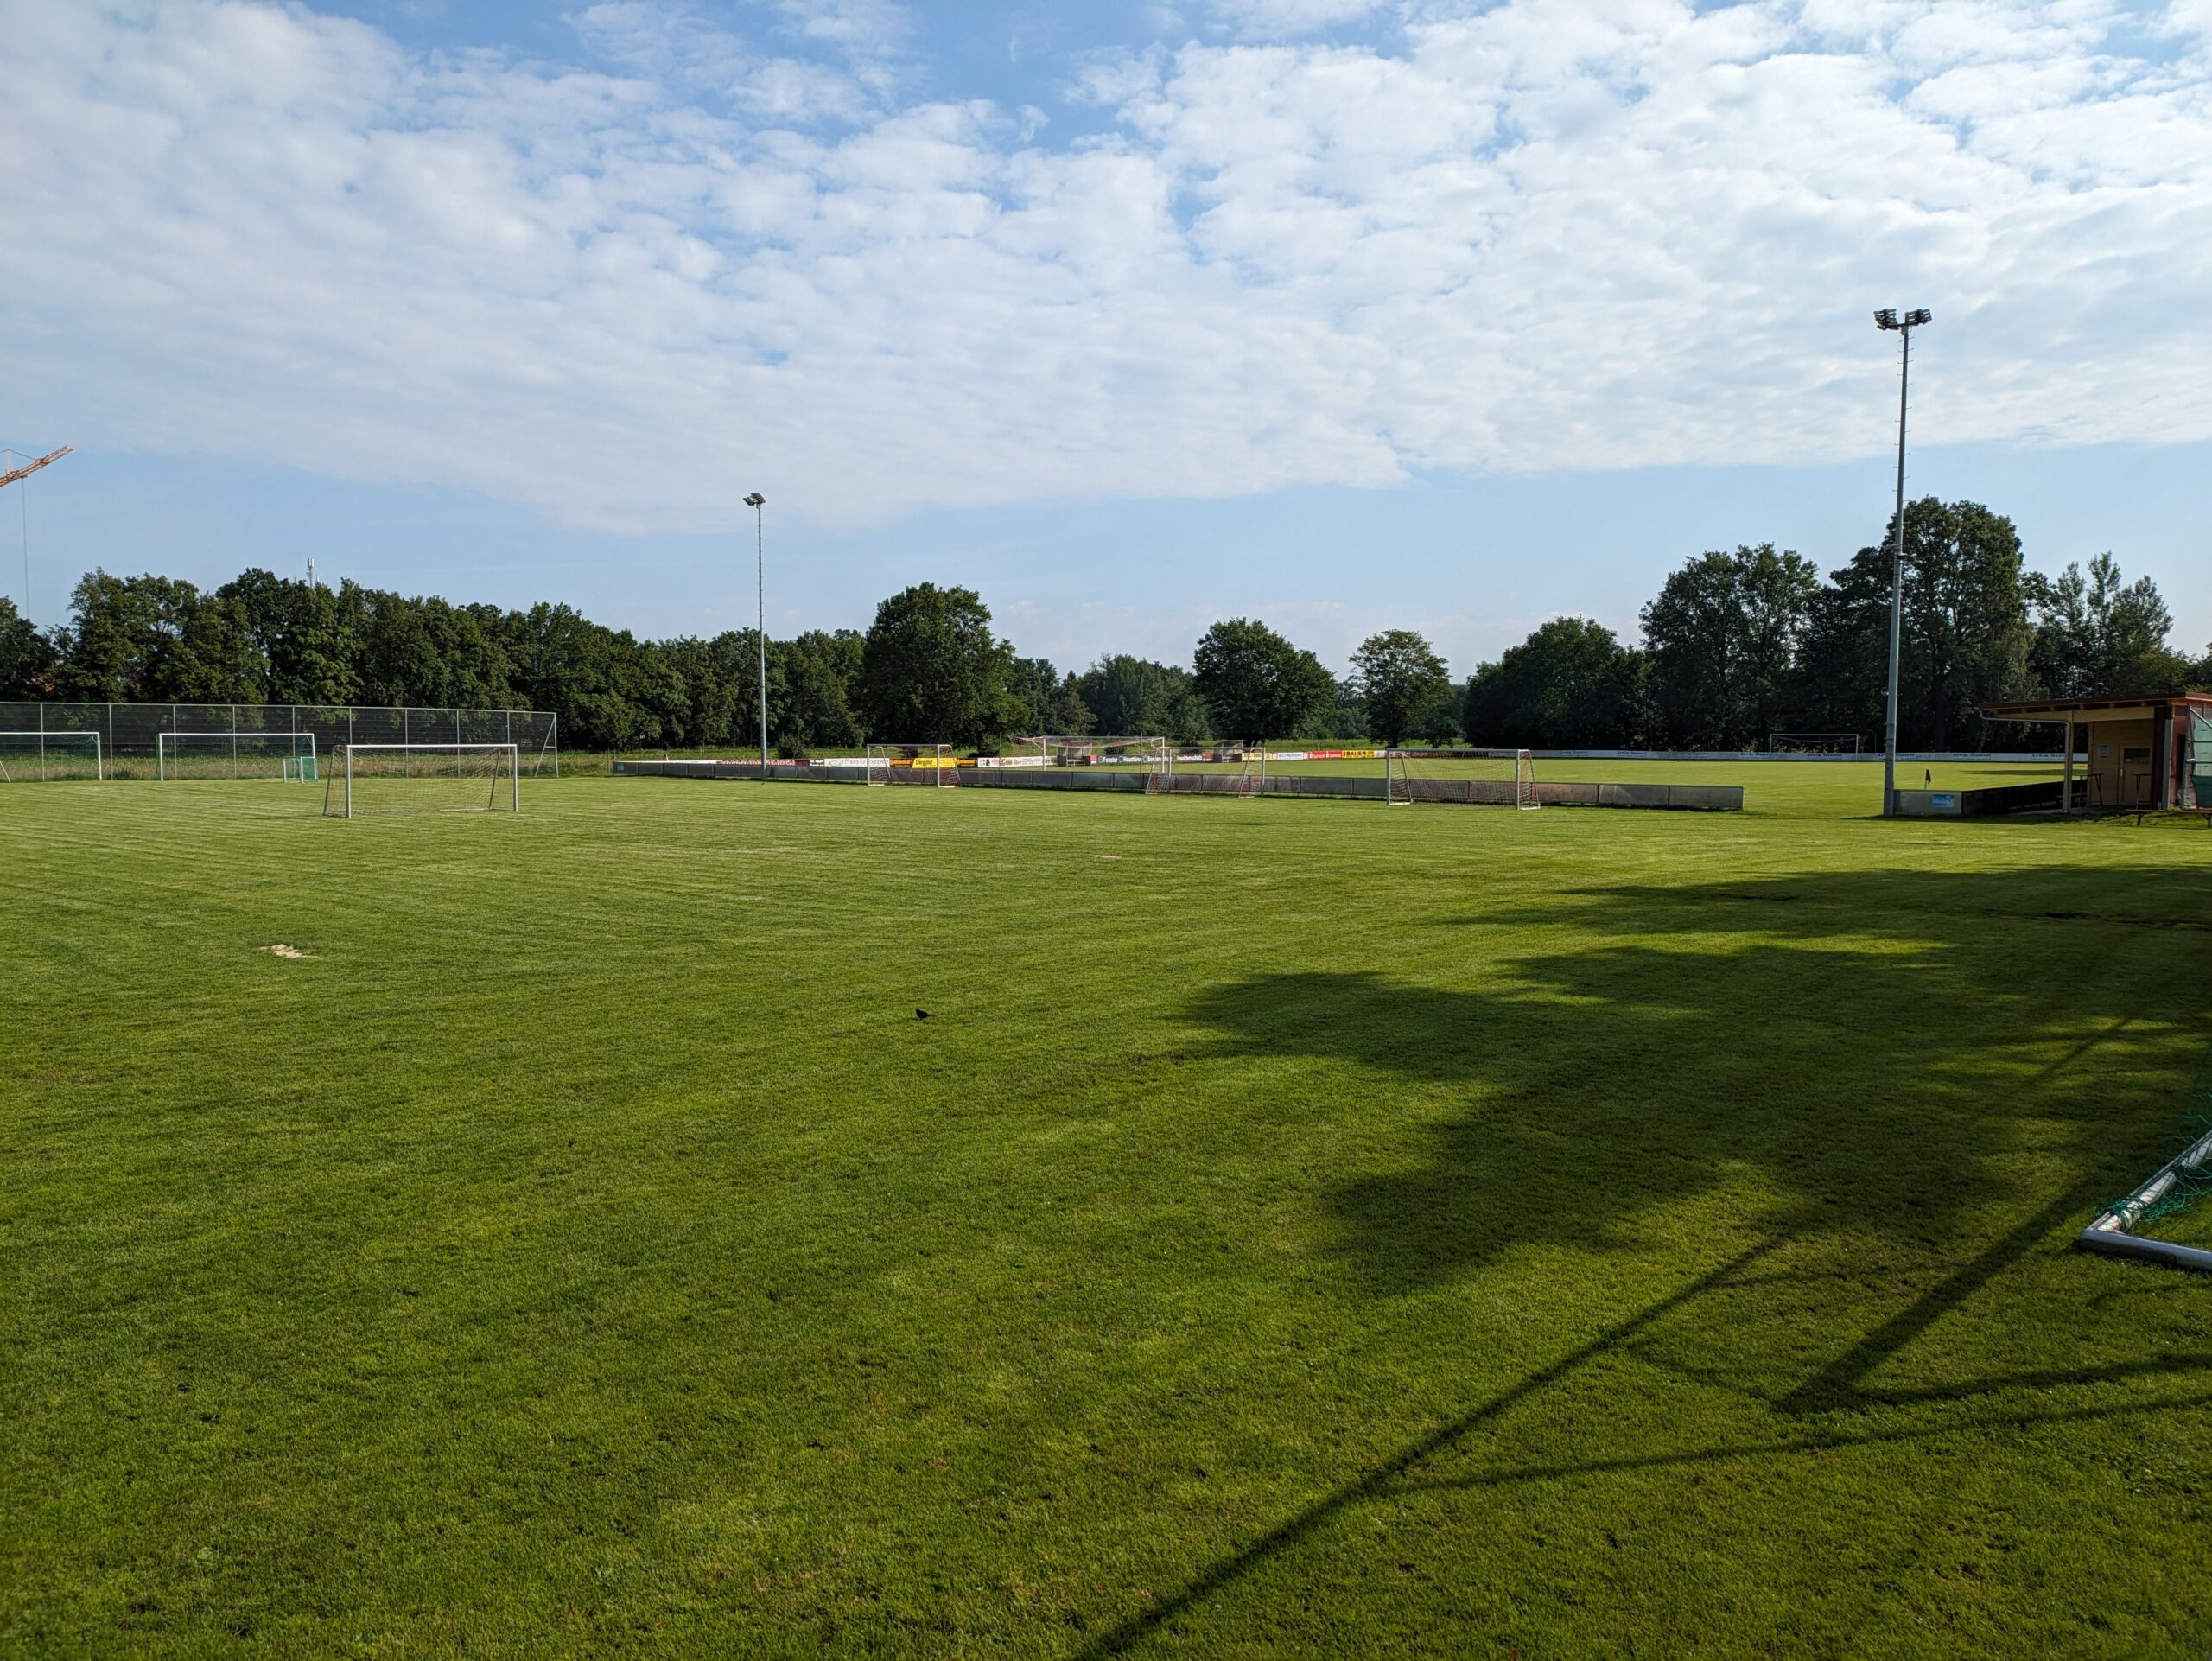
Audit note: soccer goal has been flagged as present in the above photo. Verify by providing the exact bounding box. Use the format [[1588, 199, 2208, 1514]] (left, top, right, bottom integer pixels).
[[1386, 748, 1539, 809], [1767, 732, 1862, 754], [323, 743, 519, 818], [0, 730, 104, 782], [157, 731, 317, 781], [865, 742, 957, 786], [1046, 735, 1173, 780]]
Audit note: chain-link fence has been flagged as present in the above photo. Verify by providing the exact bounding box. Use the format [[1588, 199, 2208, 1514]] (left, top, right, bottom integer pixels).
[[0, 702, 558, 780]]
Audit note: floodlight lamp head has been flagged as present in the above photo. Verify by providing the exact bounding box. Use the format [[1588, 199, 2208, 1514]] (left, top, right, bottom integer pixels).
[[1874, 309, 1899, 329], [744, 492, 766, 508], [1906, 308, 1932, 327]]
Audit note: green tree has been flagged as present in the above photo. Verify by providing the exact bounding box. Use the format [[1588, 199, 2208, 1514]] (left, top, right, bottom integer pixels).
[[217, 570, 359, 706], [0, 595, 58, 697], [1640, 544, 1819, 750], [858, 583, 1017, 749], [1191, 618, 1333, 742], [1461, 618, 1643, 749], [1350, 629, 1452, 748], [780, 630, 863, 752], [1795, 500, 2035, 750], [1006, 656, 1094, 740], [55, 571, 204, 702], [2027, 553, 2192, 697], [1075, 655, 1195, 738]]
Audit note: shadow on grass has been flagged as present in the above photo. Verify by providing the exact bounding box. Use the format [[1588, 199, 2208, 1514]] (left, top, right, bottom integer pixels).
[[1072, 864, 2212, 1656], [1192, 864, 2212, 1290]]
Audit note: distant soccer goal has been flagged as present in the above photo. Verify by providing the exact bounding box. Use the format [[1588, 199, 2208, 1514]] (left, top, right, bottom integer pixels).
[[865, 742, 956, 786], [1046, 735, 1172, 779], [0, 730, 103, 782], [1767, 732, 1862, 754], [324, 743, 519, 818], [156, 731, 317, 781], [1386, 748, 1539, 809]]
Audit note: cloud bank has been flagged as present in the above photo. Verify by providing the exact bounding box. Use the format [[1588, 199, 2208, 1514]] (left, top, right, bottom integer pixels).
[[2, 0, 2207, 532]]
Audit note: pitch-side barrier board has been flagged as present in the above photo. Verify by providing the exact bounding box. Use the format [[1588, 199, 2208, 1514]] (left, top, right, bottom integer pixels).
[[613, 759, 1742, 811]]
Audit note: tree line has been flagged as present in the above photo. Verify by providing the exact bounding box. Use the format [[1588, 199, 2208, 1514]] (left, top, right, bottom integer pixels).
[[0, 496, 2202, 753]]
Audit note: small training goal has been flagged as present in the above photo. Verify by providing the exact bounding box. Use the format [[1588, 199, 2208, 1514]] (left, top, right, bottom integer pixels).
[[324, 743, 520, 818], [157, 731, 318, 781], [0, 730, 103, 781], [1386, 748, 1539, 809], [865, 742, 957, 786]]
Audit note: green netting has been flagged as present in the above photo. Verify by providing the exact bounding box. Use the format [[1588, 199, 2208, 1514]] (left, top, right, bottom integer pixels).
[[2114, 1104, 2212, 1229]]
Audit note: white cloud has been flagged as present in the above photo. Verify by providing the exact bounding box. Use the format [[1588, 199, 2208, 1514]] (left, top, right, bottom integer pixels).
[[1, 0, 2208, 537]]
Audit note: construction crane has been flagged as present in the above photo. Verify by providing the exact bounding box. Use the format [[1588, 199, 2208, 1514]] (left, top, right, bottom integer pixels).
[[1, 445, 71, 490]]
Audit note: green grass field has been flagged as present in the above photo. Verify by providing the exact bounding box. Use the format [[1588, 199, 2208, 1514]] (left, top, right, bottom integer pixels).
[[5, 773, 2211, 1655]]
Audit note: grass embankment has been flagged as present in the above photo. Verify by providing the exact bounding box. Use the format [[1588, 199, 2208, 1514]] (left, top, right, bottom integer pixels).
[[3, 775, 2209, 1655]]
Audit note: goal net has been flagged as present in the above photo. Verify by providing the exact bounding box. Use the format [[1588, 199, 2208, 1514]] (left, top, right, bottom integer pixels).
[[865, 742, 957, 786], [1177, 744, 1267, 796], [1386, 748, 1539, 809], [157, 731, 317, 781], [0, 730, 103, 782], [1045, 735, 1172, 775], [1767, 732, 1862, 754], [324, 743, 519, 818]]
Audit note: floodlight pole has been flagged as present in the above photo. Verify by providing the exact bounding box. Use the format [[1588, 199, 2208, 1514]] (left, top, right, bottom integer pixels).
[[1874, 308, 1929, 818], [746, 492, 767, 780]]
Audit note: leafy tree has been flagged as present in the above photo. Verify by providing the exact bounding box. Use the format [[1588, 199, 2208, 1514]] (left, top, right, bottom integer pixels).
[[1794, 499, 2035, 750], [1640, 544, 1819, 750], [55, 571, 205, 702], [1075, 654, 1201, 739], [1462, 617, 1643, 749], [780, 630, 863, 752], [0, 595, 57, 697], [858, 583, 1017, 749], [217, 570, 359, 706], [1007, 656, 1093, 738], [1350, 629, 1452, 748], [2027, 553, 2192, 697], [1297, 678, 1370, 742], [1191, 618, 1333, 742]]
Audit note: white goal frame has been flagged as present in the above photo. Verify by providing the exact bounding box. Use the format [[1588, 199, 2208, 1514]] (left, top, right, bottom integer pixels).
[[0, 729, 103, 781], [1045, 735, 1173, 778], [325, 742, 520, 818], [156, 730, 316, 781], [1767, 732, 1862, 754], [1386, 748, 1539, 809], [865, 742, 956, 786]]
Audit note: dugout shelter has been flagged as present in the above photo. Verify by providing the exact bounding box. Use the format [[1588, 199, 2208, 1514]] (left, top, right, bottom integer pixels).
[[1980, 692, 2212, 813]]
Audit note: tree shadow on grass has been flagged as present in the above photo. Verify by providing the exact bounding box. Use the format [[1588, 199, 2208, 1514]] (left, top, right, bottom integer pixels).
[[1076, 866, 2212, 1655], [1187, 864, 2212, 1291]]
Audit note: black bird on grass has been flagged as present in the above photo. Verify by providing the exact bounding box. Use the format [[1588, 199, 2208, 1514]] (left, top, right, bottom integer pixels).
[[916, 1009, 932, 1021]]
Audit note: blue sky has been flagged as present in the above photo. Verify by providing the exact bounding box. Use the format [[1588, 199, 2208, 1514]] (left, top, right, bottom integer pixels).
[[3, 0, 2209, 677]]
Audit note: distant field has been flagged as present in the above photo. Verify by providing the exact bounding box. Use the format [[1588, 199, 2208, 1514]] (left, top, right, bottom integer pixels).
[[4, 774, 2209, 1655]]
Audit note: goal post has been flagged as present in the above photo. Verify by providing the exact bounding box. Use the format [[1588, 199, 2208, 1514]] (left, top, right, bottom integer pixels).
[[864, 742, 956, 786], [1386, 748, 1539, 809], [0, 730, 103, 782], [324, 743, 520, 818], [156, 731, 317, 781]]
